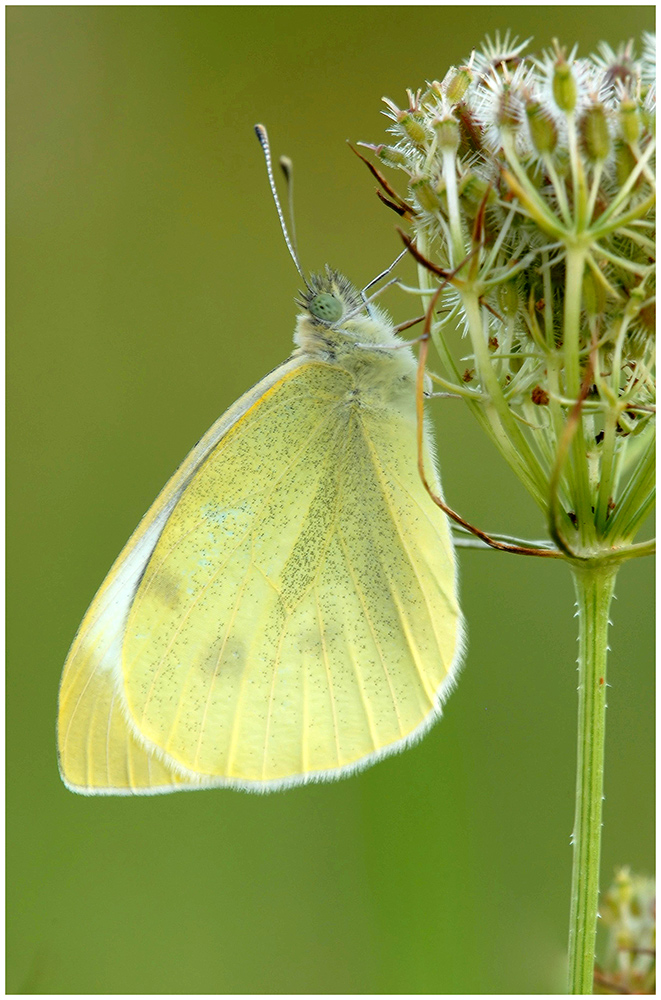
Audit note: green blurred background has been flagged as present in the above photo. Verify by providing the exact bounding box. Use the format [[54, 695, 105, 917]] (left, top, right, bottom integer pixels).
[[8, 7, 655, 994]]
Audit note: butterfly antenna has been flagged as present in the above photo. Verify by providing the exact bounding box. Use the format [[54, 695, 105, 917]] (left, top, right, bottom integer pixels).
[[254, 124, 310, 289], [278, 155, 300, 270]]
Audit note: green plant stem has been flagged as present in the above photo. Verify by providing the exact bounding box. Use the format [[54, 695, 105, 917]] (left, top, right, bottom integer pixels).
[[567, 563, 618, 994]]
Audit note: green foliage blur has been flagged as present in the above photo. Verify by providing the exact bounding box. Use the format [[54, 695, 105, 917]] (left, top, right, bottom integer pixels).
[[7, 7, 654, 994]]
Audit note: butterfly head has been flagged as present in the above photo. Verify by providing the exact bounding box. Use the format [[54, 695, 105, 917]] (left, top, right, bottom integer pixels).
[[300, 267, 363, 328], [293, 265, 410, 382]]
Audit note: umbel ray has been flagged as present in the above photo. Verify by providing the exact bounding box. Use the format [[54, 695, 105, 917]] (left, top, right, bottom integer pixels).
[[57, 125, 464, 795]]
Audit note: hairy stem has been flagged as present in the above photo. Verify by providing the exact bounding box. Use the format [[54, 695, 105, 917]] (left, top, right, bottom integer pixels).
[[567, 563, 618, 994]]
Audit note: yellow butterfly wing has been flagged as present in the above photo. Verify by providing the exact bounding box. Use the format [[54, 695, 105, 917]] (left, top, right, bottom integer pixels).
[[57, 357, 306, 794], [59, 342, 463, 794]]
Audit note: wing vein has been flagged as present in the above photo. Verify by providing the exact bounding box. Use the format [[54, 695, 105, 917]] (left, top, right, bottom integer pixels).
[[346, 640, 379, 751], [336, 531, 404, 737], [378, 562, 439, 706], [358, 420, 456, 652], [261, 626, 289, 781], [62, 662, 98, 760], [315, 590, 342, 766]]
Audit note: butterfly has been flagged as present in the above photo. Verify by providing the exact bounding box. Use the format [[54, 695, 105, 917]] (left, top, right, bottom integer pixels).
[[56, 126, 464, 795]]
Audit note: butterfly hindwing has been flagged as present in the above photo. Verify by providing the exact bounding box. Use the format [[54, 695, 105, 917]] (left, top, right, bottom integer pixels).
[[58, 284, 464, 796], [119, 360, 461, 788]]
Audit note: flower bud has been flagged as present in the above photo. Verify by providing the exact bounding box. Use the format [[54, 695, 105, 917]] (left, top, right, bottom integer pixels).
[[552, 59, 577, 112], [525, 100, 558, 154], [446, 66, 473, 104], [579, 103, 610, 161]]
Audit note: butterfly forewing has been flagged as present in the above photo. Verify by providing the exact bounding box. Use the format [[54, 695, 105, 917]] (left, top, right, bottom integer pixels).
[[57, 358, 308, 793]]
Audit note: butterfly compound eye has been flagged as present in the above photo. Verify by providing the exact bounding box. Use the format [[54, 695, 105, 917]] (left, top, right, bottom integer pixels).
[[309, 293, 343, 323]]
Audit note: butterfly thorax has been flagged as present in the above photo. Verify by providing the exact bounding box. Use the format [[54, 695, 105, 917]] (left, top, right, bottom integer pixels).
[[293, 267, 418, 410]]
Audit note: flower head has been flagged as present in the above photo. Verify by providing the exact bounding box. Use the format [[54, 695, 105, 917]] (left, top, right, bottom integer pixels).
[[365, 34, 655, 558]]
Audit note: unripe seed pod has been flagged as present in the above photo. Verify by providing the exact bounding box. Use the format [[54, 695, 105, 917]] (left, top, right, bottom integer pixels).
[[580, 103, 610, 161], [525, 100, 558, 154], [552, 59, 577, 112], [459, 173, 491, 212], [639, 102, 655, 136], [553, 148, 570, 178], [619, 99, 640, 144], [497, 85, 520, 130], [398, 112, 428, 147], [615, 139, 637, 187], [377, 144, 409, 168], [446, 66, 473, 104], [410, 175, 442, 212]]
